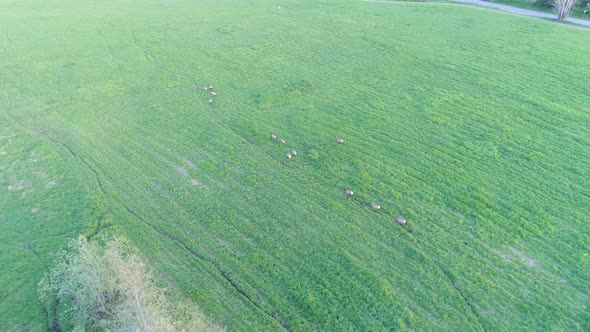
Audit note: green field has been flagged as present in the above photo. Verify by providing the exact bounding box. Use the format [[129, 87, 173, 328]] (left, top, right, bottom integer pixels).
[[1, 0, 589, 330]]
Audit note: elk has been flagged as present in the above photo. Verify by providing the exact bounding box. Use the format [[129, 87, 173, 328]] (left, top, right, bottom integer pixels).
[[287, 153, 292, 160], [371, 202, 381, 211], [201, 85, 208, 91], [210, 91, 217, 96], [271, 133, 277, 140], [208, 84, 214, 90], [292, 149, 297, 156], [396, 215, 406, 225], [280, 138, 286, 144], [336, 137, 344, 144], [344, 187, 354, 199], [208, 98, 213, 103]]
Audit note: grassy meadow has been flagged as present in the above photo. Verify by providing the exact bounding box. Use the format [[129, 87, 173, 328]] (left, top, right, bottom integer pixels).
[[1, 0, 589, 330]]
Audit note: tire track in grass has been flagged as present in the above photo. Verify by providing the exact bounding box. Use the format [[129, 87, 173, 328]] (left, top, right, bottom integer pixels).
[[2, 100, 67, 332], [3, 112, 115, 240], [57, 139, 290, 329], [36, 133, 110, 239], [397, 225, 487, 331], [121, 204, 290, 331], [42, 131, 291, 331], [4, 90, 289, 329]]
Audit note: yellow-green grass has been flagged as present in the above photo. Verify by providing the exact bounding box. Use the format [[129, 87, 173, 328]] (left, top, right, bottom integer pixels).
[[1, 0, 589, 330]]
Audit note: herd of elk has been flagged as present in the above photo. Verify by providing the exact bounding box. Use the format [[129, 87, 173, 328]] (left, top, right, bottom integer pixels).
[[201, 83, 217, 103], [199, 83, 407, 225], [271, 132, 297, 160], [268, 132, 407, 225], [205, 79, 410, 226]]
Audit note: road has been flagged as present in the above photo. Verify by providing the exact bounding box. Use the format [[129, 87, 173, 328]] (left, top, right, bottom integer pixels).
[[365, 0, 590, 27], [454, 0, 590, 26]]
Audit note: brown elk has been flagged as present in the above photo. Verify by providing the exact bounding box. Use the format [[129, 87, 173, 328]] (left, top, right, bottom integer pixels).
[[344, 187, 354, 199], [336, 137, 344, 144], [371, 202, 381, 211], [396, 215, 406, 225]]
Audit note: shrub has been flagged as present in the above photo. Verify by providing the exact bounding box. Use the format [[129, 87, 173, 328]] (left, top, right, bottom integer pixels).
[[38, 234, 223, 332], [534, 0, 554, 8]]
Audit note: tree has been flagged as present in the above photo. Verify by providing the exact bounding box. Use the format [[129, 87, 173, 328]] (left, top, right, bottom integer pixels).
[[39, 234, 223, 332], [554, 0, 577, 21]]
